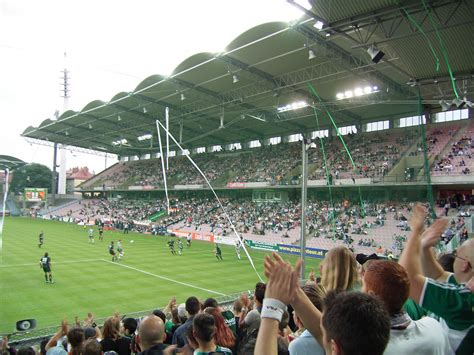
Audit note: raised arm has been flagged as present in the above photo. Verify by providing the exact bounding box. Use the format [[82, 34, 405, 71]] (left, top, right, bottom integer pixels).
[[255, 255, 300, 355], [420, 220, 450, 282], [399, 205, 447, 303]]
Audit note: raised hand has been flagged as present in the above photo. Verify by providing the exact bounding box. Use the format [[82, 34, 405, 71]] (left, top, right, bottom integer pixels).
[[421, 218, 448, 249], [264, 252, 302, 304], [409, 203, 427, 233]]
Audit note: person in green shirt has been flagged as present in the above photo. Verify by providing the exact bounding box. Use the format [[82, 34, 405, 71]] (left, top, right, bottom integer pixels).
[[399, 204, 473, 355]]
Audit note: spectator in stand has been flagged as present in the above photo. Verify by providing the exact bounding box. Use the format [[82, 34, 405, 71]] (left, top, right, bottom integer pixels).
[[232, 300, 244, 351], [363, 260, 451, 354], [67, 327, 85, 355], [172, 296, 200, 349], [203, 307, 235, 351], [319, 246, 359, 292], [192, 313, 232, 355], [399, 204, 474, 354], [288, 284, 326, 355], [202, 298, 236, 336], [137, 315, 169, 355], [239, 282, 266, 336], [255, 253, 391, 355], [100, 316, 131, 355], [82, 339, 102, 355]]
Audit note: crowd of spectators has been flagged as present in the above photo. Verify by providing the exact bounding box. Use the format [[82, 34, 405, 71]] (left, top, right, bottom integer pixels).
[[7, 205, 472, 354], [80, 127, 428, 190]]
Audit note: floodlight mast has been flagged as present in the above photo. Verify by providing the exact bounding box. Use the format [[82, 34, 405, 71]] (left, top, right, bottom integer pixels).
[[300, 136, 310, 283]]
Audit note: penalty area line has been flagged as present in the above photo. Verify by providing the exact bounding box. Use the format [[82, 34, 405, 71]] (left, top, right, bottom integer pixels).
[[101, 259, 225, 296]]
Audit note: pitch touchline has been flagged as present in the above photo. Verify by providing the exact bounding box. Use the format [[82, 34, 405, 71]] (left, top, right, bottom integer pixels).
[[101, 259, 225, 296], [0, 258, 102, 268]]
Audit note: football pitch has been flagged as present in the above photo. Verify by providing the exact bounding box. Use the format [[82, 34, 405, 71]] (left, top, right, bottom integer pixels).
[[0, 217, 321, 335]]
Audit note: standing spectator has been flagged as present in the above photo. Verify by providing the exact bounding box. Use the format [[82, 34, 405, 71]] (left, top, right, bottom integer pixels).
[[288, 284, 325, 355], [202, 298, 236, 335], [67, 328, 85, 355], [255, 253, 391, 355], [399, 204, 474, 354], [363, 260, 450, 354], [319, 246, 359, 292], [172, 296, 200, 349], [239, 283, 266, 336], [203, 307, 235, 351]]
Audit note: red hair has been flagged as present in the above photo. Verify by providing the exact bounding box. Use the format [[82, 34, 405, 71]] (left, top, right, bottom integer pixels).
[[364, 260, 410, 315], [204, 307, 235, 348]]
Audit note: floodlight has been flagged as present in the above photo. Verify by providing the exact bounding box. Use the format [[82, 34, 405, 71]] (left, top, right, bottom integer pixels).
[[439, 99, 451, 112], [336, 93, 345, 100], [180, 93, 186, 101], [354, 88, 363, 96], [367, 44, 385, 63], [308, 49, 316, 60], [344, 90, 353, 98], [452, 98, 465, 108], [313, 21, 324, 30], [232, 74, 239, 83], [373, 86, 378, 91], [364, 86, 372, 94]]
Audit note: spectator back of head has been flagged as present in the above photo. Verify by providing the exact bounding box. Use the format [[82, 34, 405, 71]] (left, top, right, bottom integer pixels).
[[321, 246, 359, 292], [254, 282, 266, 304], [138, 315, 165, 351], [193, 313, 215, 343], [186, 296, 201, 316], [363, 260, 409, 315], [122, 317, 138, 335], [82, 339, 102, 355], [322, 291, 390, 355], [203, 298, 218, 309]]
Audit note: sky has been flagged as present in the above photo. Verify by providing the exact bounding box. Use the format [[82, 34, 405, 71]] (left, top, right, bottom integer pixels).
[[0, 0, 305, 174]]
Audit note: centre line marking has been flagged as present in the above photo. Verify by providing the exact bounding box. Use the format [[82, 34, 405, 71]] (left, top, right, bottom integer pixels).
[[101, 259, 225, 296]]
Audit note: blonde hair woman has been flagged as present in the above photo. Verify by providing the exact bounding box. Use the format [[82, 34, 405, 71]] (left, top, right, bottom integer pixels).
[[320, 246, 359, 292]]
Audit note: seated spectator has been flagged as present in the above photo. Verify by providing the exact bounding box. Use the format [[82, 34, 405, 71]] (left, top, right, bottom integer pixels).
[[192, 313, 232, 355], [363, 260, 450, 354], [399, 204, 474, 354], [137, 315, 168, 355]]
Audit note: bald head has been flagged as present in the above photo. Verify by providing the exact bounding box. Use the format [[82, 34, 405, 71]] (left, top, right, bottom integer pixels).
[[454, 239, 474, 282], [138, 315, 165, 350]]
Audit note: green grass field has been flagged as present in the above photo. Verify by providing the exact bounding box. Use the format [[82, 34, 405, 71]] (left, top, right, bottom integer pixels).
[[0, 217, 321, 335]]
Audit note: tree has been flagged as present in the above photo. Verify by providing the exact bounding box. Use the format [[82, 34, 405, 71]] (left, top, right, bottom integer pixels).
[[10, 163, 53, 194]]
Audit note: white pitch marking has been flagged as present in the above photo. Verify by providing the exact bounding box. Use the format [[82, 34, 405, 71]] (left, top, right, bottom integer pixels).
[[101, 259, 225, 296]]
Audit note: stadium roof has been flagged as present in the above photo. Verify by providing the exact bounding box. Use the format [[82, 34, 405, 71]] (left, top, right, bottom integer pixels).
[[22, 0, 474, 157], [0, 155, 26, 170]]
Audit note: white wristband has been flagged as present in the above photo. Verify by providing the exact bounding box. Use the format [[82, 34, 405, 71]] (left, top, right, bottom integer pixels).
[[261, 298, 287, 321]]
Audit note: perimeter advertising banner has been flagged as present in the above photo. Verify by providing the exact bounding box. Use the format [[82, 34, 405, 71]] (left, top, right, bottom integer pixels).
[[245, 240, 279, 251], [277, 244, 328, 259], [24, 188, 47, 202]]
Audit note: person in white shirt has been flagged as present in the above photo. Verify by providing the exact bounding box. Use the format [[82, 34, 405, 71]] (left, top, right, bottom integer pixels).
[[362, 260, 451, 355]]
